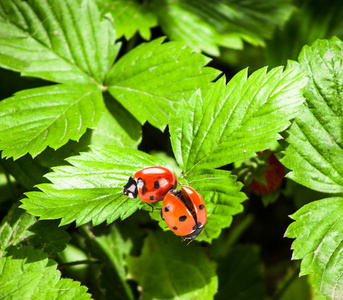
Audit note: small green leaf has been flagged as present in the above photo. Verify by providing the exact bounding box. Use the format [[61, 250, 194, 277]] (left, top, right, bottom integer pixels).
[[0, 84, 104, 160], [0, 246, 91, 299], [22, 146, 168, 226], [279, 37, 343, 193], [285, 197, 343, 299], [170, 66, 307, 173], [96, 0, 157, 40], [0, 0, 116, 85], [0, 203, 70, 258], [184, 169, 246, 242], [215, 245, 265, 300], [106, 37, 221, 130], [127, 231, 218, 299]]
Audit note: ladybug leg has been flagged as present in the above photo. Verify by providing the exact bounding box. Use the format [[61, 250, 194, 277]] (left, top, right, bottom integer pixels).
[[146, 203, 154, 213], [160, 209, 164, 220]]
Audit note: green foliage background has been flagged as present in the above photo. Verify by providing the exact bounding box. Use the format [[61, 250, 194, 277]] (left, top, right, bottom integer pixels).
[[0, 0, 343, 299]]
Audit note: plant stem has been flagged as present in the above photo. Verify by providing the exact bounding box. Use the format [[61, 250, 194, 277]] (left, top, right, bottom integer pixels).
[[272, 265, 301, 300], [58, 259, 99, 269]]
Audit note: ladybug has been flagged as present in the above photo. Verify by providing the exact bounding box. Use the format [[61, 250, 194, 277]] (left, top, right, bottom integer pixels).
[[162, 185, 207, 241], [123, 166, 177, 203]]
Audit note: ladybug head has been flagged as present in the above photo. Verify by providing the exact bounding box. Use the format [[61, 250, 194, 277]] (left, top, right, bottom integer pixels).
[[123, 177, 138, 198]]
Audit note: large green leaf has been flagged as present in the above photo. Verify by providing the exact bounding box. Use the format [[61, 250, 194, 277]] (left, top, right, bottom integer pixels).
[[170, 66, 307, 174], [0, 85, 103, 160], [0, 246, 90, 299], [0, 0, 116, 85], [21, 146, 168, 226], [279, 37, 343, 193], [96, 0, 157, 40], [127, 231, 218, 299], [285, 197, 343, 299], [106, 37, 220, 130], [184, 169, 246, 242]]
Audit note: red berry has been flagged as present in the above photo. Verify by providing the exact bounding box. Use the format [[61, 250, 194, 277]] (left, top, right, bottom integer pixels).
[[247, 151, 284, 195]]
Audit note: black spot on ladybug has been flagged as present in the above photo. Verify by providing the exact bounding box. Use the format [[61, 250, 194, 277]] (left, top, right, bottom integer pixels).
[[154, 181, 160, 189], [164, 206, 169, 212], [179, 215, 187, 222], [150, 195, 154, 200], [173, 226, 178, 230], [199, 204, 204, 210]]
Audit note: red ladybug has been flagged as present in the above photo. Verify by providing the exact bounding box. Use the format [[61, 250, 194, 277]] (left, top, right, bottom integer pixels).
[[123, 166, 177, 203], [162, 185, 207, 241]]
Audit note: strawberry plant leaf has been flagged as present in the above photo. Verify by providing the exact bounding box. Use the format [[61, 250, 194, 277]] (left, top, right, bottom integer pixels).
[[0, 84, 103, 160], [285, 197, 343, 299], [279, 37, 343, 193], [22, 146, 168, 226], [184, 169, 246, 242], [106, 37, 221, 130], [153, 0, 294, 55], [152, 1, 222, 56], [127, 231, 218, 299], [0, 0, 116, 85], [170, 66, 307, 174], [0, 246, 91, 299], [97, 0, 294, 55], [96, 0, 157, 40], [0, 203, 70, 258]]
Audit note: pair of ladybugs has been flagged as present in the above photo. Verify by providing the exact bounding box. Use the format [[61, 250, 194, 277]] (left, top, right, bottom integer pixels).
[[123, 166, 207, 241]]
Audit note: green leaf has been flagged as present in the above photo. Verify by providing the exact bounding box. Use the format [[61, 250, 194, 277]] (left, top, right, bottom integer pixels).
[[153, 0, 294, 54], [90, 94, 141, 148], [285, 197, 343, 299], [152, 1, 221, 56], [184, 169, 246, 242], [96, 0, 157, 40], [170, 66, 307, 174], [0, 154, 49, 189], [106, 37, 221, 130], [0, 0, 116, 85], [0, 246, 91, 299], [0, 84, 104, 159], [81, 224, 134, 300], [127, 231, 218, 299], [0, 203, 70, 258], [266, 0, 343, 67], [279, 38, 343, 193], [215, 245, 265, 300], [21, 145, 168, 226]]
